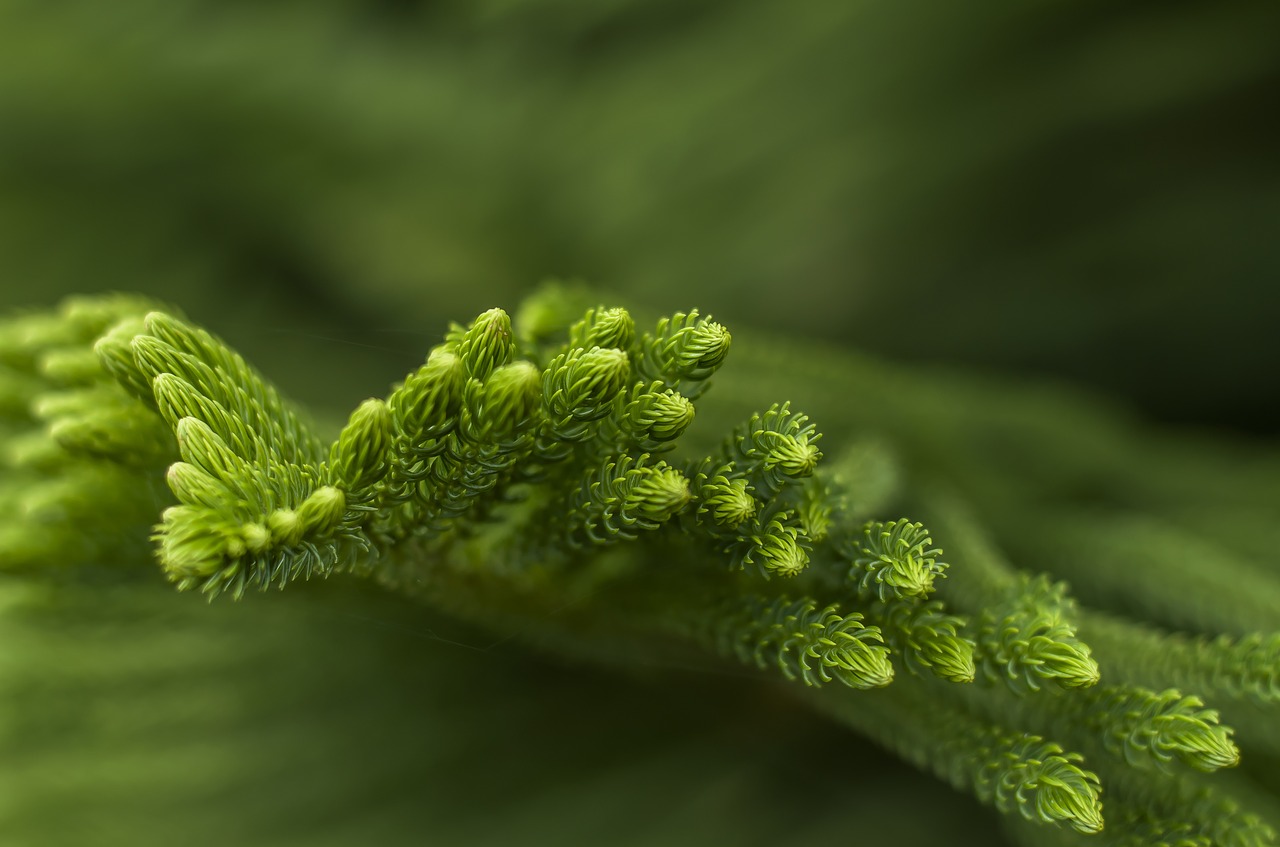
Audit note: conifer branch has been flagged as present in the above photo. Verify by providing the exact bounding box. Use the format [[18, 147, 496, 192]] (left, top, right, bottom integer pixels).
[[699, 595, 894, 689], [1086, 687, 1240, 774], [811, 682, 1105, 835], [4, 290, 1279, 846]]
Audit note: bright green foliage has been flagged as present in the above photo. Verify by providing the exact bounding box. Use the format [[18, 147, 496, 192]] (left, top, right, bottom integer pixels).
[[388, 349, 465, 446], [721, 402, 822, 498], [635, 310, 731, 398], [1086, 687, 1239, 773], [740, 515, 810, 578], [606, 382, 697, 453], [847, 518, 946, 601], [540, 346, 632, 444], [703, 595, 894, 689], [976, 574, 1101, 694], [3, 289, 1280, 847], [566, 455, 691, 546], [452, 307, 517, 382], [817, 684, 1104, 835], [569, 306, 636, 353], [328, 399, 393, 496], [691, 470, 756, 529], [872, 598, 976, 683], [140, 312, 326, 463], [968, 732, 1106, 835]]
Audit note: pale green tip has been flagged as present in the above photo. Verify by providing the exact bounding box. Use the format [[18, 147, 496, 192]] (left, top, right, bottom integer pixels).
[[296, 486, 347, 536], [679, 319, 731, 372], [476, 360, 541, 437], [330, 398, 392, 491], [458, 308, 515, 381], [643, 390, 695, 442], [629, 466, 691, 523], [574, 306, 635, 351], [922, 637, 977, 684], [700, 477, 755, 528], [751, 520, 809, 577]]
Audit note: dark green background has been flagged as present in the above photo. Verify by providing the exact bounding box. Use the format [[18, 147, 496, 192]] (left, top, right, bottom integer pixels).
[[2, 0, 1276, 430]]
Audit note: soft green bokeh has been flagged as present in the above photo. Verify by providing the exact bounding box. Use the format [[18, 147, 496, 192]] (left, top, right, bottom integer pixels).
[[1, 0, 1275, 425]]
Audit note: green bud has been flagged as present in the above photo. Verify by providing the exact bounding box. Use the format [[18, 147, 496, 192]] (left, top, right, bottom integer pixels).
[[919, 636, 977, 685], [762, 432, 821, 478], [295, 485, 346, 535], [93, 318, 154, 404], [572, 456, 690, 544], [513, 295, 565, 345], [471, 361, 541, 440], [157, 504, 242, 578], [240, 522, 272, 554], [153, 373, 263, 462], [569, 306, 635, 352], [627, 464, 691, 524], [391, 349, 464, 439], [167, 461, 235, 511], [543, 347, 631, 433], [817, 630, 896, 690], [1029, 639, 1102, 689], [620, 385, 695, 445], [723, 597, 893, 690], [1170, 718, 1241, 772], [672, 315, 730, 375], [851, 520, 946, 601], [1030, 756, 1105, 835], [889, 604, 977, 684], [798, 486, 832, 542], [642, 310, 731, 390], [512, 281, 592, 345], [141, 310, 325, 464], [1091, 688, 1239, 773], [143, 312, 233, 371], [130, 335, 190, 386], [329, 398, 392, 492], [745, 517, 809, 578], [698, 476, 755, 528], [456, 308, 515, 381], [976, 576, 1101, 694], [727, 404, 823, 497], [177, 417, 252, 484], [267, 509, 303, 546]]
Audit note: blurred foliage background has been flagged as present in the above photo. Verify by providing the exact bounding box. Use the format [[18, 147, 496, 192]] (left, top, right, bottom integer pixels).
[[1, 0, 1276, 428], [1, 0, 1277, 845]]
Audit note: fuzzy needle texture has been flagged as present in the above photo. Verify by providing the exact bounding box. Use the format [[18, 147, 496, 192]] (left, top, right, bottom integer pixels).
[[2, 288, 1279, 847]]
